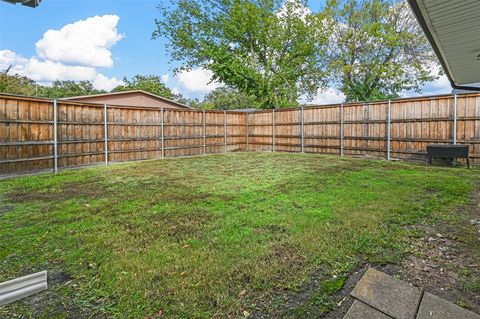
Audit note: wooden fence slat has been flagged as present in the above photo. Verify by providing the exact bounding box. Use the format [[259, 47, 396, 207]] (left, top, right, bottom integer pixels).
[[2, 93, 480, 176]]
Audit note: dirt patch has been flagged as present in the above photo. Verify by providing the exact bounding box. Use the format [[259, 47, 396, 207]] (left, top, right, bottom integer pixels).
[[111, 209, 217, 244], [0, 193, 13, 217], [397, 189, 480, 313], [250, 185, 480, 318], [7, 180, 106, 203], [250, 263, 397, 319], [161, 192, 234, 204], [0, 268, 102, 319], [158, 209, 216, 242], [254, 225, 288, 241], [0, 204, 14, 216]]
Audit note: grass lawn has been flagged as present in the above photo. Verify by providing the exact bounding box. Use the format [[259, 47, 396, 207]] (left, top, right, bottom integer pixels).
[[0, 152, 478, 318]]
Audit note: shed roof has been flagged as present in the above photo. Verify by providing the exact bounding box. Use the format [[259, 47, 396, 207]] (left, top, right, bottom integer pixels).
[[63, 90, 192, 109]]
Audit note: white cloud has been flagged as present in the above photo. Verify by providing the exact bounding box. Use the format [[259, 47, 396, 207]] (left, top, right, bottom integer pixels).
[[176, 68, 222, 93], [277, 0, 312, 20], [93, 74, 124, 91], [20, 59, 97, 82], [1, 50, 123, 91], [35, 15, 123, 68], [1, 50, 96, 81], [161, 74, 170, 83], [1, 15, 125, 92], [308, 88, 345, 105], [0, 49, 28, 70], [401, 65, 452, 97]]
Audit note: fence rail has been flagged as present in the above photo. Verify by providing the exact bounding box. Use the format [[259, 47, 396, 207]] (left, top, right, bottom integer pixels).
[[0, 94, 247, 176], [1, 92, 480, 177], [247, 93, 480, 165]]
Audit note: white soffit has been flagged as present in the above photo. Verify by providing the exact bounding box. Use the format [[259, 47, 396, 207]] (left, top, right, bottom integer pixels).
[[408, 0, 480, 87]]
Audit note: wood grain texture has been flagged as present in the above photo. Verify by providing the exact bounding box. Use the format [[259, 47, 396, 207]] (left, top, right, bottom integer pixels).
[[1, 93, 480, 176]]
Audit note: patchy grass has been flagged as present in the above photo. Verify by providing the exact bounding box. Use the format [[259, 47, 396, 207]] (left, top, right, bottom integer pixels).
[[0, 152, 477, 318]]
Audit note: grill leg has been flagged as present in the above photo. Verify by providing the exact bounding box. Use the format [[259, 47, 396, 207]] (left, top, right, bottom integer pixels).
[[426, 155, 431, 165]]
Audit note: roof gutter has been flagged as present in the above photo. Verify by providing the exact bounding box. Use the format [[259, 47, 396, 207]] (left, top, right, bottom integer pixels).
[[407, 0, 480, 92]]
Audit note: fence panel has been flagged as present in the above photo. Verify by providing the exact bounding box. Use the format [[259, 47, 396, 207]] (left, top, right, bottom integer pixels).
[[1, 93, 480, 177], [0, 96, 54, 175], [304, 105, 341, 155], [0, 95, 248, 176]]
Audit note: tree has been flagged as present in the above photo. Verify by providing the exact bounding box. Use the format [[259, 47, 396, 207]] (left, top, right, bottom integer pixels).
[[326, 0, 438, 102], [153, 0, 331, 109], [0, 69, 37, 96], [199, 87, 259, 110], [173, 93, 201, 108], [113, 74, 175, 99], [38, 80, 103, 98], [0, 67, 104, 98]]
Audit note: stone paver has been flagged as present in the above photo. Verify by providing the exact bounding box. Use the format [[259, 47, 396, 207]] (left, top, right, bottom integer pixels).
[[344, 300, 393, 319], [350, 268, 423, 319], [416, 292, 480, 319]]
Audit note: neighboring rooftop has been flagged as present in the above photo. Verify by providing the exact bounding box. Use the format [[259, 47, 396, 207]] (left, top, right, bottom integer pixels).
[[63, 90, 192, 109]]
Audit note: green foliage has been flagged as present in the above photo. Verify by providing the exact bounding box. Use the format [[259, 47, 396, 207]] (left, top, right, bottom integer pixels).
[[172, 93, 202, 108], [113, 74, 175, 99], [321, 276, 347, 295], [326, 0, 438, 102], [199, 86, 259, 110], [38, 80, 105, 98], [0, 70, 103, 98], [154, 0, 331, 109], [0, 71, 38, 96]]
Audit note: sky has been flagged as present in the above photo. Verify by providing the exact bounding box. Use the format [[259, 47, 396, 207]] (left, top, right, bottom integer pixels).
[[0, 0, 452, 103]]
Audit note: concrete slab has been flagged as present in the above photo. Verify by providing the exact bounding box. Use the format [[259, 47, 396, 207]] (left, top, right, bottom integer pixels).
[[344, 300, 393, 319], [416, 292, 480, 319], [350, 268, 422, 319]]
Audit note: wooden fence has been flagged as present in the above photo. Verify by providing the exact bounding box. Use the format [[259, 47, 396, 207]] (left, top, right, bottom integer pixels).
[[0, 94, 247, 176], [1, 92, 480, 177], [248, 93, 480, 164]]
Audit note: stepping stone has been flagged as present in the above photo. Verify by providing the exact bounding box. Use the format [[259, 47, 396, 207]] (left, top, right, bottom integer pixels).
[[344, 300, 392, 319], [416, 292, 480, 319], [351, 268, 422, 319]]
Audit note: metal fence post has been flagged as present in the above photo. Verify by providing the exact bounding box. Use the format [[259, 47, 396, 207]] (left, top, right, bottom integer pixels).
[[104, 104, 108, 165], [340, 103, 344, 156], [224, 110, 227, 153], [246, 113, 250, 151], [53, 98, 58, 173], [301, 106, 304, 153], [203, 109, 206, 154], [387, 100, 391, 161], [453, 94, 457, 145], [272, 109, 275, 152], [161, 108, 164, 159]]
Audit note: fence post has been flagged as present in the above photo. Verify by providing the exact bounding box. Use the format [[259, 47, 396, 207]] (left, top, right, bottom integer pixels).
[[453, 94, 457, 145], [104, 104, 108, 165], [53, 98, 58, 173], [340, 103, 344, 156], [161, 108, 164, 159], [224, 110, 227, 153], [387, 100, 391, 161], [246, 112, 250, 151], [203, 109, 206, 154], [301, 106, 304, 153], [272, 109, 275, 152]]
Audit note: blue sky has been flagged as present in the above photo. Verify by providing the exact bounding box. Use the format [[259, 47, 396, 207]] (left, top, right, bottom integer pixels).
[[0, 0, 451, 102]]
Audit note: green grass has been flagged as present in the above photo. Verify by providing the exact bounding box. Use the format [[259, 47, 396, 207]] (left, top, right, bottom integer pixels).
[[0, 152, 477, 318]]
